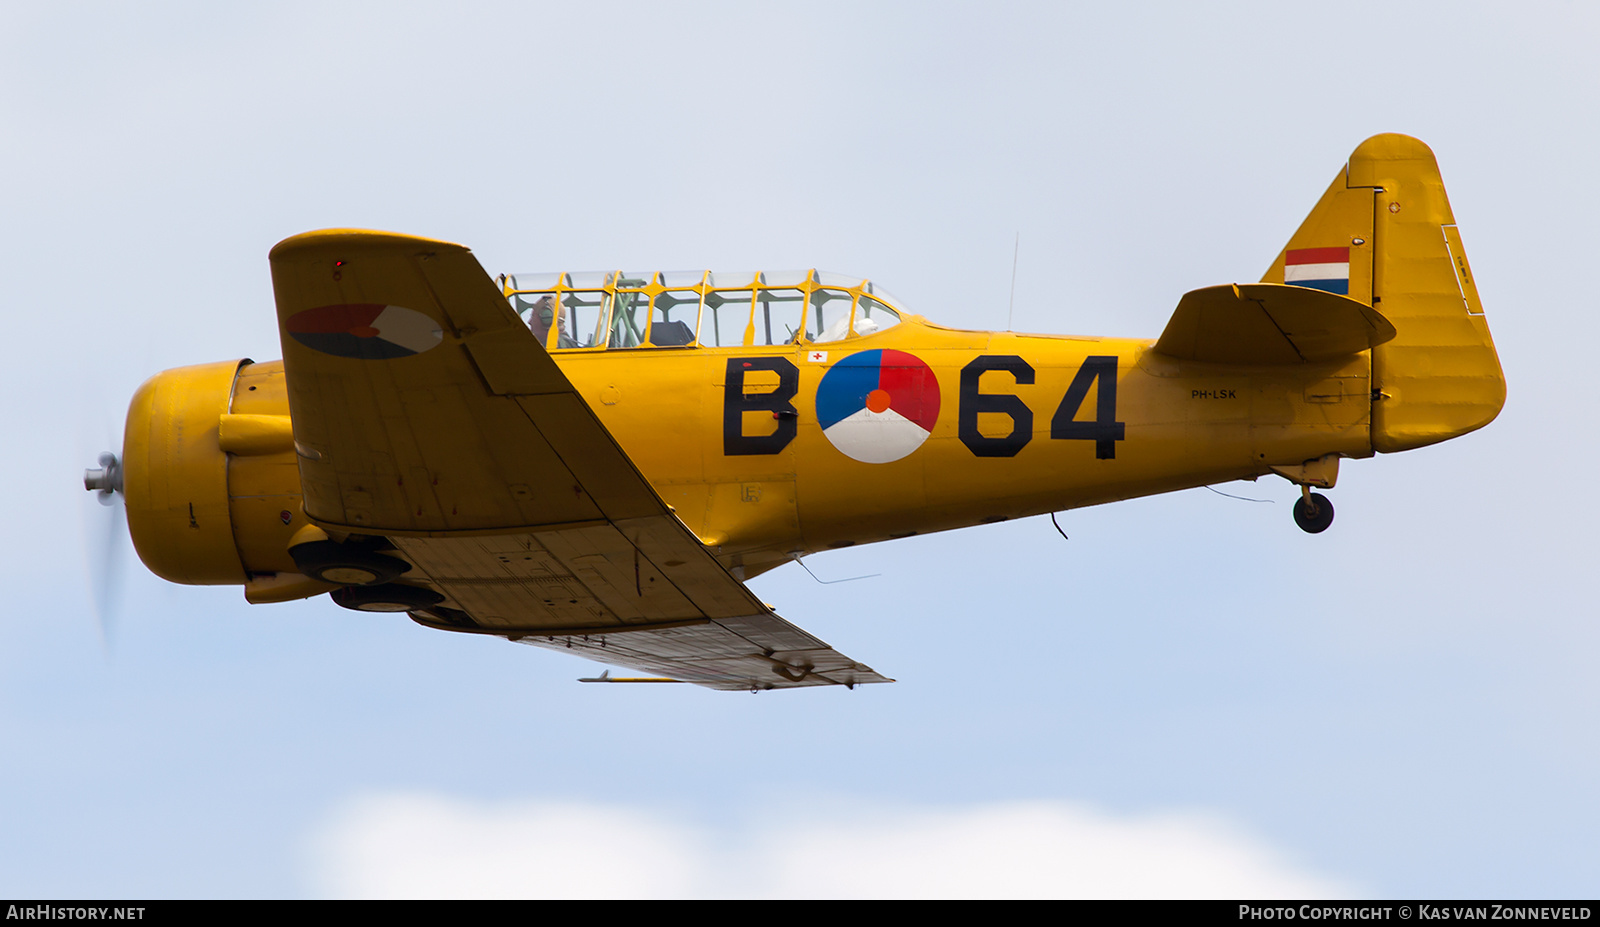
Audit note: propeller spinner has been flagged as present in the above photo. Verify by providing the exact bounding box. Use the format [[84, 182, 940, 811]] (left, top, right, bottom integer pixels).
[[84, 451, 122, 504]]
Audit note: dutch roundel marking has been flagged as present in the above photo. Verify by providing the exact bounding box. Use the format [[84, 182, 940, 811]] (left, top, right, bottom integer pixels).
[[286, 304, 444, 359], [815, 349, 941, 464]]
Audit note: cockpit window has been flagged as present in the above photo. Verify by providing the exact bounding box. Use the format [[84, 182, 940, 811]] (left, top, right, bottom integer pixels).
[[701, 288, 753, 347], [754, 286, 806, 345], [806, 288, 856, 343], [650, 283, 701, 347], [856, 294, 902, 337], [560, 290, 607, 349], [500, 268, 910, 351]]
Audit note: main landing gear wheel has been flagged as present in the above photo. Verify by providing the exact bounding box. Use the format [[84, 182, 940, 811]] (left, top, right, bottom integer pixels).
[[332, 583, 445, 613], [1293, 491, 1335, 534], [290, 540, 410, 586]]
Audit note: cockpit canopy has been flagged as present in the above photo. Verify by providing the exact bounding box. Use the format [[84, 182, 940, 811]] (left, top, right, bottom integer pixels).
[[500, 269, 906, 350]]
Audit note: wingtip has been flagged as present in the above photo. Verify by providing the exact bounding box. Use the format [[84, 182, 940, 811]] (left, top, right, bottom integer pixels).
[[268, 228, 470, 261]]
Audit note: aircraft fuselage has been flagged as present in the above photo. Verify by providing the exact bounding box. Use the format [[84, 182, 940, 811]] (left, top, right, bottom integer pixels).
[[555, 317, 1372, 577]]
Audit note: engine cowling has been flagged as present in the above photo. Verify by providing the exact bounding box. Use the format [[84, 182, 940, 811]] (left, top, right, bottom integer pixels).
[[123, 358, 328, 600], [124, 359, 248, 584]]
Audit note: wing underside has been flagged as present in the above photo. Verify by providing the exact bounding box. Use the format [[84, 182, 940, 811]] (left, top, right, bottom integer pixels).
[[391, 527, 890, 691], [268, 229, 889, 691]]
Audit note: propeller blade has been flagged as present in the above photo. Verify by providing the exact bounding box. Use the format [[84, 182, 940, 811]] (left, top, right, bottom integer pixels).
[[81, 448, 128, 650]]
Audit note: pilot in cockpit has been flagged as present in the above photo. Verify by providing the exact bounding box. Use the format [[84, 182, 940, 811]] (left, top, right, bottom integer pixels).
[[525, 295, 556, 347]]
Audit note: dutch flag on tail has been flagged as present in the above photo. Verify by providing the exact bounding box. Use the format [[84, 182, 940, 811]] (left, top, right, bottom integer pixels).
[[1284, 247, 1350, 295]]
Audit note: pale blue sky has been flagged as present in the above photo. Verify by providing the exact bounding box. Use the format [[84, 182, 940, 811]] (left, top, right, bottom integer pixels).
[[2, 1, 1596, 897]]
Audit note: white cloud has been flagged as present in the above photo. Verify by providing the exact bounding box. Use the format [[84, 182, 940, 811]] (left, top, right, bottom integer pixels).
[[311, 793, 1355, 899]]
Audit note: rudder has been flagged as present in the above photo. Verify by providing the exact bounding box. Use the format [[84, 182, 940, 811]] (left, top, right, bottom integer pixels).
[[1263, 134, 1505, 453]]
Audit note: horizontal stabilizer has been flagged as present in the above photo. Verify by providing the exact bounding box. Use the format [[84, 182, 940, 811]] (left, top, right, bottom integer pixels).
[[1153, 282, 1396, 365]]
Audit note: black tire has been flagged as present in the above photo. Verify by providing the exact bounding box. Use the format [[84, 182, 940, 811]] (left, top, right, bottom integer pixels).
[[291, 540, 409, 586], [331, 583, 445, 613], [1292, 492, 1335, 534]]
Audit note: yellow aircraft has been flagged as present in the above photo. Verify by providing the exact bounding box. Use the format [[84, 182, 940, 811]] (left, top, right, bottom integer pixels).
[[83, 134, 1503, 691]]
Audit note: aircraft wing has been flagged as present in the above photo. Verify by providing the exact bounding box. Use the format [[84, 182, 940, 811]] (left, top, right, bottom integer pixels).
[[268, 229, 889, 691]]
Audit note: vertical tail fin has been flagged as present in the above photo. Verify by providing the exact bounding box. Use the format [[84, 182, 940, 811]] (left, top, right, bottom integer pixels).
[[1264, 134, 1505, 453]]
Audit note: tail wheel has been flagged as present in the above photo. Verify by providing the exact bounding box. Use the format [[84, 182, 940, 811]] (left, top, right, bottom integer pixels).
[[332, 583, 445, 613], [1293, 492, 1335, 534], [290, 540, 409, 586]]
